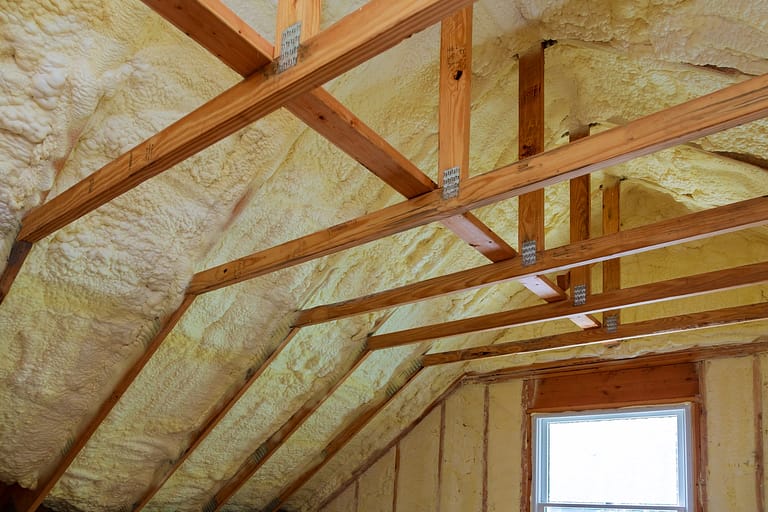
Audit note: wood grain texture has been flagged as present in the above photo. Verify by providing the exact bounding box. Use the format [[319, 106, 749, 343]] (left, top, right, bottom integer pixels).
[[296, 196, 768, 326], [211, 349, 372, 511], [517, 44, 545, 249], [275, 0, 322, 49], [569, 127, 591, 293], [16, 0, 476, 244], [368, 261, 768, 349], [132, 327, 301, 511], [438, 6, 472, 182], [189, 74, 768, 294], [465, 339, 768, 385], [423, 302, 768, 365], [9, 294, 197, 512], [263, 367, 424, 512], [141, 0, 274, 76], [602, 176, 622, 323], [530, 362, 699, 411], [0, 239, 32, 305]]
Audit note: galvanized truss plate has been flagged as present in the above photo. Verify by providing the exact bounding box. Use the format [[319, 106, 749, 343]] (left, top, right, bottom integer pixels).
[[573, 283, 587, 306], [278, 21, 302, 73], [605, 314, 619, 333], [521, 239, 537, 266], [442, 166, 460, 199]]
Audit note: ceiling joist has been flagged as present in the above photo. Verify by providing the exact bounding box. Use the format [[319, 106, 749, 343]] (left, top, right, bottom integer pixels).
[[296, 196, 768, 326], [0, 0, 477, 304], [423, 302, 768, 365], [187, 73, 768, 294], [367, 260, 768, 349]]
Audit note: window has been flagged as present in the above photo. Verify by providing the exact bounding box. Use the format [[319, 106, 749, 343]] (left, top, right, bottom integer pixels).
[[532, 404, 693, 512]]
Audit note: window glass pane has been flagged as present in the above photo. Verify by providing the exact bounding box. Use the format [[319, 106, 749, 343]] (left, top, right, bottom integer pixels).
[[546, 413, 681, 506], [544, 508, 672, 512]]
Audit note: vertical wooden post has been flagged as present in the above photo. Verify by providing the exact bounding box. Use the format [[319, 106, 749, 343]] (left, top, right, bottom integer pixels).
[[275, 0, 321, 50], [602, 176, 621, 324], [438, 6, 473, 184], [569, 125, 591, 299], [517, 44, 545, 251]]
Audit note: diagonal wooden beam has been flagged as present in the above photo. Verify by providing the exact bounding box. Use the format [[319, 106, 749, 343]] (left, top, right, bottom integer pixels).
[[188, 74, 768, 294], [209, 348, 372, 512], [0, 0, 478, 305], [262, 361, 424, 512], [295, 196, 768, 326], [6, 294, 197, 512], [143, 0, 517, 264], [423, 302, 768, 365], [131, 327, 301, 511], [367, 260, 768, 349]]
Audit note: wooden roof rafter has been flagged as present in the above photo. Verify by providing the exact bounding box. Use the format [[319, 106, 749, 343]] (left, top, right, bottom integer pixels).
[[366, 261, 768, 349]]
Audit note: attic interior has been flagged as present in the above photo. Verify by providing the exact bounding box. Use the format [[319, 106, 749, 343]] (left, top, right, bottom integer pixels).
[[0, 0, 767, 511]]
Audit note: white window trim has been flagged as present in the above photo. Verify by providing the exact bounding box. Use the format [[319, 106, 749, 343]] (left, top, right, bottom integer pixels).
[[531, 404, 694, 512]]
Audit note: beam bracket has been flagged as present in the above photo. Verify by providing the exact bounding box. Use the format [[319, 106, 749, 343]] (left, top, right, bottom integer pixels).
[[441, 166, 460, 199], [277, 21, 302, 73], [521, 239, 537, 266], [573, 284, 587, 306]]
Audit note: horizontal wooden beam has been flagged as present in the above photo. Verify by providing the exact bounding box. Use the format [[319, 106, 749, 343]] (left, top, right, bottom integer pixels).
[[423, 302, 768, 365], [8, 294, 197, 512], [464, 338, 768, 385], [15, 0, 475, 246], [367, 260, 768, 349], [188, 74, 768, 294], [295, 196, 768, 326]]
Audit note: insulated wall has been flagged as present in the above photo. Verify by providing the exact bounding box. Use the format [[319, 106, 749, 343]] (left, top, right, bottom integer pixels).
[[320, 354, 768, 512]]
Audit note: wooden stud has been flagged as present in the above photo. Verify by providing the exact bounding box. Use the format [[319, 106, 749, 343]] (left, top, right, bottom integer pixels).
[[438, 6, 472, 183], [275, 0, 322, 49], [755, 356, 766, 512], [367, 261, 768, 349], [188, 75, 768, 294], [423, 302, 768, 366], [517, 44, 546, 251], [7, 294, 197, 512], [295, 196, 768, 326], [568, 126, 591, 297], [602, 175, 622, 323], [132, 327, 301, 511]]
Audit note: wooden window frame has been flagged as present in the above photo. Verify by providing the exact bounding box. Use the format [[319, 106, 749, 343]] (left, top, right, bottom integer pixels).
[[522, 362, 704, 512]]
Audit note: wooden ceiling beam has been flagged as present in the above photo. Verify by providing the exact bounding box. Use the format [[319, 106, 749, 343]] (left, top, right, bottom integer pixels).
[[188, 74, 768, 294], [295, 196, 768, 326], [367, 260, 768, 349], [148, 1, 517, 263], [7, 294, 197, 512], [0, 0, 477, 304], [424, 302, 768, 365]]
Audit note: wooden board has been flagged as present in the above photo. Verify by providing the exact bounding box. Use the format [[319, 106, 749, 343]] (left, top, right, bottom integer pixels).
[[529, 362, 699, 411], [423, 302, 768, 365], [295, 196, 768, 326], [189, 74, 768, 294], [602, 176, 622, 323], [8, 294, 197, 512], [16, 0, 477, 244], [367, 261, 768, 349]]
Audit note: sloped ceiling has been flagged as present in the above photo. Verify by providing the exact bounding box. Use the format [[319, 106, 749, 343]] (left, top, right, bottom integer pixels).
[[0, 1, 767, 511]]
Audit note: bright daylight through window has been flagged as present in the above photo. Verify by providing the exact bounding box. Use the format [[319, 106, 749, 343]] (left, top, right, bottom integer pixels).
[[532, 405, 693, 512]]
